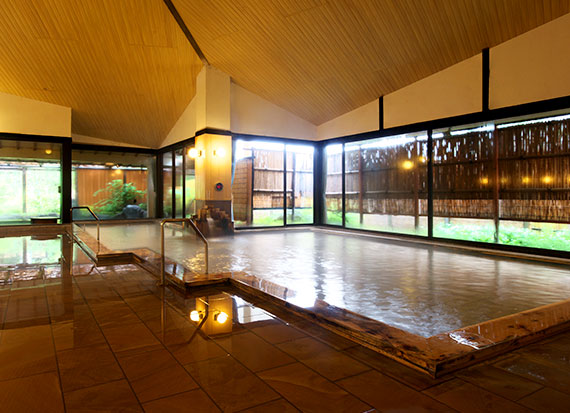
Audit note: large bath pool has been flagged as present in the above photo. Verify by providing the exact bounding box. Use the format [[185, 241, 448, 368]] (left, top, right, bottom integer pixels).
[[85, 223, 570, 337]]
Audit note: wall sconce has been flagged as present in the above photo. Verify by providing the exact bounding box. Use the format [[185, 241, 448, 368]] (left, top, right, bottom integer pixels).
[[190, 310, 204, 322], [213, 147, 226, 158], [188, 148, 203, 158], [214, 311, 228, 324]]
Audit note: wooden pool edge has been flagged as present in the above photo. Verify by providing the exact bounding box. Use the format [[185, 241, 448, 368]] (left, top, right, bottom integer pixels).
[[68, 229, 570, 377], [188, 274, 570, 378]]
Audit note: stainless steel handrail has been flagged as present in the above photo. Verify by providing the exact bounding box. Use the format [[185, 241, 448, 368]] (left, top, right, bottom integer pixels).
[[70, 206, 100, 245], [160, 218, 208, 286]]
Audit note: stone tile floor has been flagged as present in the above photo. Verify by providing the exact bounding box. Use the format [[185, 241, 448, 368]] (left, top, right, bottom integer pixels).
[[0, 246, 569, 412]]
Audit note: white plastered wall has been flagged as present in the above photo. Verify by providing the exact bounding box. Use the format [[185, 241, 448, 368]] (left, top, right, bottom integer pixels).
[[317, 99, 379, 140], [0, 92, 71, 137], [384, 54, 482, 129], [490, 12, 570, 109], [230, 82, 317, 140]]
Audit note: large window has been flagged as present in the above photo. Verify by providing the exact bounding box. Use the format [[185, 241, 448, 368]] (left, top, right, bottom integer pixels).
[[0, 140, 61, 224], [432, 125, 496, 242], [233, 140, 314, 227], [431, 113, 570, 251], [344, 133, 428, 235], [323, 144, 343, 226], [72, 150, 155, 220]]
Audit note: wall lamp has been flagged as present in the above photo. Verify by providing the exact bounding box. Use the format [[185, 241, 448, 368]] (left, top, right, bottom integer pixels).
[[187, 148, 203, 158]]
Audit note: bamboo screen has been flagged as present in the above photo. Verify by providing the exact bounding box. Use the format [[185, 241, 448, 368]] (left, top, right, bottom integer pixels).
[[498, 118, 570, 223], [339, 134, 428, 233], [432, 130, 495, 219], [252, 149, 284, 210]]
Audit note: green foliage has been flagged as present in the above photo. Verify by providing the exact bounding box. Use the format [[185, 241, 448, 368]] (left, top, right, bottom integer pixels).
[[434, 223, 570, 252], [93, 180, 146, 216]]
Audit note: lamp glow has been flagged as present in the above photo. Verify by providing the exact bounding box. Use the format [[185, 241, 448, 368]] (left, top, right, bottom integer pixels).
[[402, 160, 413, 170], [190, 310, 201, 322], [214, 311, 228, 324], [45, 149, 52, 155], [188, 148, 198, 158], [418, 156, 427, 164], [480, 177, 489, 185], [522, 177, 531, 184], [542, 176, 552, 184]]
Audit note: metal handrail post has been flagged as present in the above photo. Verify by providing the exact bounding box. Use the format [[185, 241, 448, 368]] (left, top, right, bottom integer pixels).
[[160, 218, 209, 287], [70, 206, 101, 251]]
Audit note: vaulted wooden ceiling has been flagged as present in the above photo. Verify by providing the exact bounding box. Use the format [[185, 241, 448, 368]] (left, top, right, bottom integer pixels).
[[0, 0, 202, 148], [173, 0, 570, 125], [0, 1, 568, 147]]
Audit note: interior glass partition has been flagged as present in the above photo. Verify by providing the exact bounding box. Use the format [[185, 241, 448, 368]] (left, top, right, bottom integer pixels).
[[185, 147, 196, 217], [286, 144, 314, 224], [0, 140, 61, 224], [344, 133, 428, 235], [72, 149, 156, 220], [174, 149, 184, 218], [323, 144, 343, 226], [162, 152, 173, 217]]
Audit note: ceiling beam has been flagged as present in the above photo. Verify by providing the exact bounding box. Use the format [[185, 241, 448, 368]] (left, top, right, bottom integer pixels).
[[163, 0, 209, 65]]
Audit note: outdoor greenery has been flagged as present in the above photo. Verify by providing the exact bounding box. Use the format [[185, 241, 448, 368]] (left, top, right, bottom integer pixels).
[[0, 168, 60, 221], [93, 179, 146, 216]]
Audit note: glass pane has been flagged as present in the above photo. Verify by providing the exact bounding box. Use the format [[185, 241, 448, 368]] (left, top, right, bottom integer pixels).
[[251, 141, 284, 227], [345, 133, 428, 235], [496, 113, 570, 251], [323, 144, 343, 225], [185, 147, 196, 217], [72, 150, 155, 220], [0, 140, 61, 224], [174, 149, 184, 218], [162, 152, 172, 218], [286, 144, 313, 224], [232, 142, 253, 227], [432, 125, 496, 242]]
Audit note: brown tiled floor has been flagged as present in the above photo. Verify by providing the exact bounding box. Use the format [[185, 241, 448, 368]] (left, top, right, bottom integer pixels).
[[1, 243, 569, 412]]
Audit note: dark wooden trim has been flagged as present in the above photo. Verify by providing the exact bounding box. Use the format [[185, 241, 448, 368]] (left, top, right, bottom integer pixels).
[[427, 129, 433, 238], [482, 48, 490, 112], [322, 94, 570, 144], [232, 132, 317, 145], [196, 127, 232, 137], [71, 143, 155, 155], [171, 151, 176, 218], [156, 152, 164, 218], [313, 141, 324, 225], [379, 96, 384, 131], [162, 0, 209, 64], [341, 142, 346, 228], [0, 132, 68, 144], [61, 139, 72, 224], [283, 149, 287, 225]]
